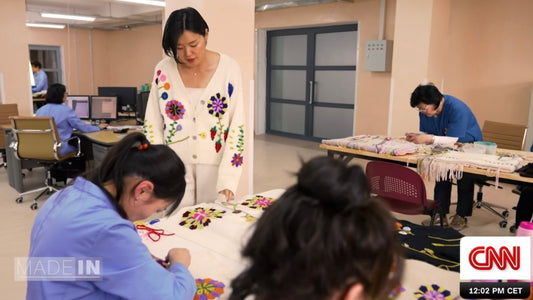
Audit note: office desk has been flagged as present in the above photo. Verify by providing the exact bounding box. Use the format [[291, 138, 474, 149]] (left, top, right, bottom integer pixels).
[[75, 130, 130, 167], [319, 142, 533, 185], [1, 124, 41, 193], [140, 189, 461, 300], [75, 129, 142, 167]]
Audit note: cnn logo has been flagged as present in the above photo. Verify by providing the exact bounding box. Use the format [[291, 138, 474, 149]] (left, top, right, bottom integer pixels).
[[460, 236, 531, 280]]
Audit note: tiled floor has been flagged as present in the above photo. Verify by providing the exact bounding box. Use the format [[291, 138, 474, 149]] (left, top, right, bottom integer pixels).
[[0, 134, 522, 298]]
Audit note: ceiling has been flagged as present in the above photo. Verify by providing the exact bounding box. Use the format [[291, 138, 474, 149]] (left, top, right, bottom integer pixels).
[[25, 0, 350, 31], [25, 0, 165, 31]]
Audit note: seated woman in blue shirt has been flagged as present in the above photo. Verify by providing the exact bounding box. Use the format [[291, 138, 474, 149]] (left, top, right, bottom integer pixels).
[[26, 132, 196, 299], [35, 83, 106, 155], [405, 83, 482, 231]]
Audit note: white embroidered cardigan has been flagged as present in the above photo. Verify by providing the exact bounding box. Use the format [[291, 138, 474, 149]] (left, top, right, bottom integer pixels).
[[143, 54, 245, 194]]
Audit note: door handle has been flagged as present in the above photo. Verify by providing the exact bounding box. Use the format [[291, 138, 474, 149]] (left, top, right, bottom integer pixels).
[[309, 80, 314, 104]]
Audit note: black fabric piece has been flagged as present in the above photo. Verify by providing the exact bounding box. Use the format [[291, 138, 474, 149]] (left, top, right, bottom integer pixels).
[[396, 219, 464, 272], [517, 163, 533, 178]]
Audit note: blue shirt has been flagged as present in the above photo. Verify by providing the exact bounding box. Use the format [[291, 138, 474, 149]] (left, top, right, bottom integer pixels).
[[26, 177, 196, 299], [32, 69, 48, 93], [419, 94, 482, 143], [35, 103, 100, 155]]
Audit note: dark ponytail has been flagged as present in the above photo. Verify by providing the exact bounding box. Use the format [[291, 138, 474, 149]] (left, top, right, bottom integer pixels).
[[84, 132, 186, 217]]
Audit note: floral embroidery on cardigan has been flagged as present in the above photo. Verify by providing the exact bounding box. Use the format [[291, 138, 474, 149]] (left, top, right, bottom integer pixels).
[[164, 99, 189, 144], [240, 195, 276, 210], [179, 207, 226, 230], [229, 125, 245, 167], [194, 278, 225, 300], [207, 92, 228, 153]]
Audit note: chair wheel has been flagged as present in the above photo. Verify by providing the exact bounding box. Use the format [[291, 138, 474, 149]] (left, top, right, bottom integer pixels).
[[502, 210, 509, 218], [499, 220, 507, 228], [16, 197, 23, 203], [30, 203, 38, 210], [509, 224, 517, 233]]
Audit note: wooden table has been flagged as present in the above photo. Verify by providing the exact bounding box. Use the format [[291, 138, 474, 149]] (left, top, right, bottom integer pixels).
[[319, 143, 533, 185], [75, 129, 140, 167]]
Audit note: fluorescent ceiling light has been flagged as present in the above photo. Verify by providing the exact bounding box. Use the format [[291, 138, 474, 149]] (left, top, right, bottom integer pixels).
[[41, 13, 95, 22], [26, 23, 66, 29], [116, 0, 165, 7]]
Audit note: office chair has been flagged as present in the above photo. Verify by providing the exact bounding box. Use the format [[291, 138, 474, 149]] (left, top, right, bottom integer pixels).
[[0, 103, 19, 168], [366, 161, 444, 226], [474, 120, 527, 228], [9, 116, 80, 210]]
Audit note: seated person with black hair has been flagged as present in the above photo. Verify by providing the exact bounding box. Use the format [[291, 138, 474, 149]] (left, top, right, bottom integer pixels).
[[35, 83, 107, 181], [230, 156, 403, 300], [27, 132, 195, 298]]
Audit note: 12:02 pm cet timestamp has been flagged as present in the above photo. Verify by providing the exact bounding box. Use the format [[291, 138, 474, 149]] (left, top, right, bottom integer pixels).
[[460, 282, 530, 299]]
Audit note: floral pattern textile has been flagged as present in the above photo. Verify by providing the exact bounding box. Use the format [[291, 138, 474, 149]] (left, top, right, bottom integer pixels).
[[414, 284, 452, 300], [179, 207, 226, 230], [240, 195, 276, 210], [194, 278, 225, 300]]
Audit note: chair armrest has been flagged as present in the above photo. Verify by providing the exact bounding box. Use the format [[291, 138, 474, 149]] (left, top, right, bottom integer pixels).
[[64, 135, 81, 157]]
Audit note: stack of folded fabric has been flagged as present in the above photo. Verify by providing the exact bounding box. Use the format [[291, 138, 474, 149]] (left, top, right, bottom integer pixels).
[[322, 135, 419, 156]]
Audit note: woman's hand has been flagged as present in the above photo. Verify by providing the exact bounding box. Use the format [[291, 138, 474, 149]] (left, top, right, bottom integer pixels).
[[405, 132, 433, 145], [218, 189, 234, 202], [167, 248, 191, 268]]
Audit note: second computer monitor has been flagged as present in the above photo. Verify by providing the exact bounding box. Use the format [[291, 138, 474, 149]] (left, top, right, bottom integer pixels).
[[66, 95, 90, 119], [90, 96, 117, 121], [97, 86, 137, 113]]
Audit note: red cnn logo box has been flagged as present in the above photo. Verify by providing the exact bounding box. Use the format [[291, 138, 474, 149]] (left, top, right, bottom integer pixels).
[[460, 236, 531, 280]]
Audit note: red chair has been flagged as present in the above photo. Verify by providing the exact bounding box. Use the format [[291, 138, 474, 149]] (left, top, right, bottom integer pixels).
[[365, 161, 444, 226]]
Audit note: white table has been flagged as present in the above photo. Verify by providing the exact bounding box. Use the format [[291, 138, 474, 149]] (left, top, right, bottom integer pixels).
[[140, 189, 461, 300]]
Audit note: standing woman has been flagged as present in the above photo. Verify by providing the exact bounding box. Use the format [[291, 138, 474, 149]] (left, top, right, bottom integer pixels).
[[26, 132, 196, 299], [144, 7, 245, 207]]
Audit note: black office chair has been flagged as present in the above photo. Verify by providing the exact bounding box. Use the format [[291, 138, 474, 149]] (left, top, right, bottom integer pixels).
[[9, 116, 80, 210]]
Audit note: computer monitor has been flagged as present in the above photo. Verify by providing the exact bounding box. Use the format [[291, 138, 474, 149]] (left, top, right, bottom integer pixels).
[[66, 95, 90, 119], [90, 96, 117, 121], [97, 86, 137, 115], [136, 91, 150, 122]]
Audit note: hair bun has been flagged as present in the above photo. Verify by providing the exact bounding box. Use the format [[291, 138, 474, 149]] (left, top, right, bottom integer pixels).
[[296, 157, 370, 209]]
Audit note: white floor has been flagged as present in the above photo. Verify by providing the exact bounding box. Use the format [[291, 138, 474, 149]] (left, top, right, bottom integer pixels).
[[0, 134, 522, 298]]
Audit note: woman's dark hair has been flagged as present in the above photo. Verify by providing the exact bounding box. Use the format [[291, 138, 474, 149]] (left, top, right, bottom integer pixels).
[[410, 83, 443, 108], [45, 83, 66, 104], [84, 132, 186, 218], [230, 156, 403, 300], [162, 7, 209, 62]]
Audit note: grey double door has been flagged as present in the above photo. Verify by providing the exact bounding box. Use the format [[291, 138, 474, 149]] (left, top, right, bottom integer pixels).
[[266, 24, 358, 141]]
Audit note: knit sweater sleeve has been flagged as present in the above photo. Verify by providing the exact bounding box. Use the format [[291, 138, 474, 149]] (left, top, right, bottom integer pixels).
[[144, 60, 167, 145], [215, 56, 245, 194]]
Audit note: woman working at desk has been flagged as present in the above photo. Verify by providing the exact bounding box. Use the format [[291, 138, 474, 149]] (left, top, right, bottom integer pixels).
[[406, 82, 482, 231], [27, 132, 196, 299], [35, 83, 107, 155]]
